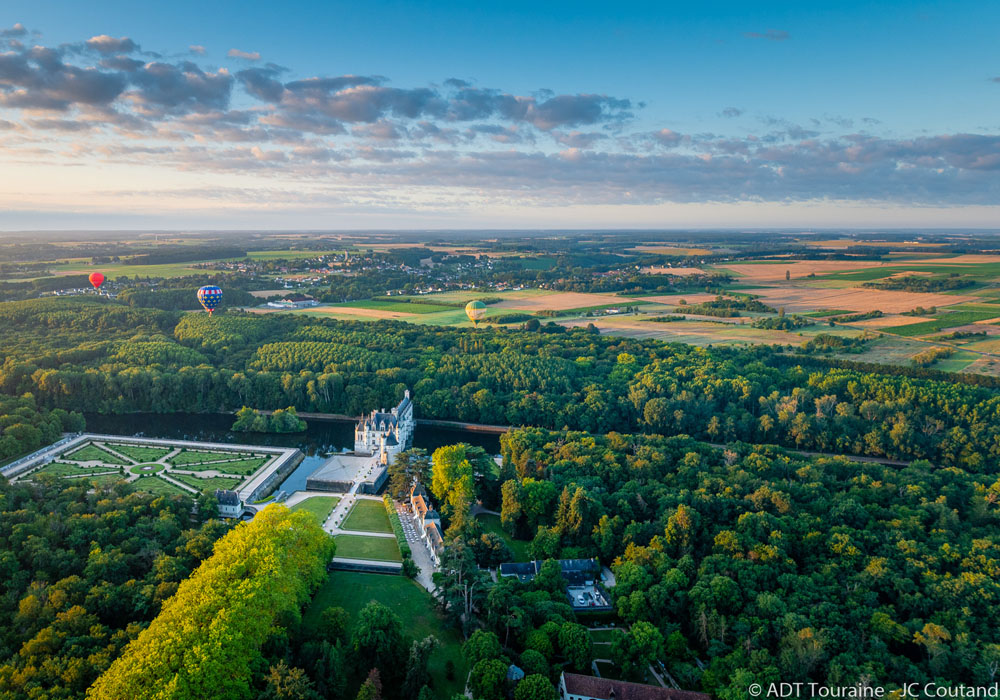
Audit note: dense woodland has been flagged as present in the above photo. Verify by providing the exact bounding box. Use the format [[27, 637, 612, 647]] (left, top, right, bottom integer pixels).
[[0, 478, 229, 699], [2, 298, 1000, 470], [426, 428, 1000, 698]]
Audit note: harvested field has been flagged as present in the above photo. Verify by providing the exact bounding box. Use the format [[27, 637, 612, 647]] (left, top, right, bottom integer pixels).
[[629, 245, 714, 255], [848, 315, 934, 329], [305, 305, 419, 319], [639, 266, 707, 276], [750, 287, 976, 313], [493, 292, 643, 311], [800, 239, 947, 249], [715, 260, 891, 281], [634, 293, 720, 305]]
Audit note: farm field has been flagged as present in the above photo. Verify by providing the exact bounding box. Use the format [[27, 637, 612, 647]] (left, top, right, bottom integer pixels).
[[302, 571, 467, 698], [332, 534, 401, 561], [341, 499, 393, 533]]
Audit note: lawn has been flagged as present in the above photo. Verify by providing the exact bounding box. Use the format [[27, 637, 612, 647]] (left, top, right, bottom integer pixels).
[[341, 499, 393, 533], [108, 444, 172, 462], [333, 534, 401, 562], [174, 457, 270, 476], [589, 628, 619, 644], [302, 571, 468, 698], [290, 496, 340, 524], [131, 475, 194, 497], [167, 450, 265, 467], [170, 472, 244, 493], [477, 513, 531, 562], [34, 462, 123, 477], [65, 443, 130, 464]]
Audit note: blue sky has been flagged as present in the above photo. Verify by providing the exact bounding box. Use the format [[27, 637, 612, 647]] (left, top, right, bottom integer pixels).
[[0, 0, 998, 229]]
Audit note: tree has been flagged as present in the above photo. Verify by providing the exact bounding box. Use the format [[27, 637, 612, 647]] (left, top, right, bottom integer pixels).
[[389, 448, 431, 499], [319, 606, 351, 643], [519, 649, 549, 679], [533, 559, 566, 595], [500, 479, 523, 536], [352, 602, 406, 686], [257, 662, 322, 700], [402, 636, 439, 700], [514, 674, 558, 700], [433, 541, 490, 637], [558, 622, 593, 672], [611, 622, 664, 681], [464, 629, 502, 667], [356, 669, 383, 700], [469, 658, 507, 700]]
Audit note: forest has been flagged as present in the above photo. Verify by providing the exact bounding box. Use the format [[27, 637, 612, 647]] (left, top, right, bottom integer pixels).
[[0, 477, 229, 698], [2, 298, 1000, 471]]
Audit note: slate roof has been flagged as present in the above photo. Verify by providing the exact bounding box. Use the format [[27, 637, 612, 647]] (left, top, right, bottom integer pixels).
[[562, 673, 711, 700], [215, 489, 240, 506]]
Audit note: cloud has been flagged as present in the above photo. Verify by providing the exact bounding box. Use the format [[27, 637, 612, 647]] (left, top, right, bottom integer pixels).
[[744, 29, 790, 41], [0, 23, 28, 38], [130, 61, 233, 115], [227, 48, 261, 61], [85, 35, 139, 55], [189, 45, 206, 55], [0, 47, 128, 110], [720, 107, 744, 118]]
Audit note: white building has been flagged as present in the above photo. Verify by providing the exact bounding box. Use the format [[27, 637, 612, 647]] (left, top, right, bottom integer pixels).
[[215, 489, 243, 518], [354, 390, 414, 463]]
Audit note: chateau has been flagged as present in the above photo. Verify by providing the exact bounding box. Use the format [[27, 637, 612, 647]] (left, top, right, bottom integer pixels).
[[354, 389, 414, 464]]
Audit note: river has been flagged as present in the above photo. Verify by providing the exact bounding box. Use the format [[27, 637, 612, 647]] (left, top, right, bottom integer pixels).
[[84, 413, 502, 495]]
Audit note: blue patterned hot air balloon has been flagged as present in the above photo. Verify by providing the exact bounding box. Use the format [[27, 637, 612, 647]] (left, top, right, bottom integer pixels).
[[197, 285, 222, 315]]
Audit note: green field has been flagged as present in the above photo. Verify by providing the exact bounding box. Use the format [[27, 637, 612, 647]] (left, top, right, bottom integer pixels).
[[129, 463, 164, 475], [290, 496, 340, 524], [170, 472, 244, 493], [589, 628, 618, 644], [167, 450, 265, 467], [34, 462, 122, 477], [883, 311, 999, 336], [341, 499, 393, 533], [333, 534, 401, 561], [173, 457, 269, 475], [477, 513, 531, 562], [133, 475, 194, 496], [108, 444, 173, 462], [65, 443, 129, 464], [330, 299, 456, 314], [303, 571, 467, 698]]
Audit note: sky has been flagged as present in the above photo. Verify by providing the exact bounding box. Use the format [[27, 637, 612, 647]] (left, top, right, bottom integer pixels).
[[0, 0, 999, 230]]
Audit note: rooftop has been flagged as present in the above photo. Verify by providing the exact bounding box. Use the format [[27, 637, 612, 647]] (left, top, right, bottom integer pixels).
[[562, 673, 711, 700]]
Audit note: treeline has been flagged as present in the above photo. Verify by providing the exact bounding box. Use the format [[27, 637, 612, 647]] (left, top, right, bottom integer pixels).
[[232, 406, 307, 433], [123, 246, 246, 265], [677, 295, 775, 318], [0, 394, 85, 462], [864, 274, 974, 292], [0, 478, 229, 699], [88, 506, 334, 699], [118, 286, 256, 311], [6, 299, 1000, 470], [493, 427, 1000, 695]]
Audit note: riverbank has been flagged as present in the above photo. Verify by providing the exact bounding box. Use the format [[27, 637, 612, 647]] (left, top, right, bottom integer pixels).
[[256, 409, 512, 435]]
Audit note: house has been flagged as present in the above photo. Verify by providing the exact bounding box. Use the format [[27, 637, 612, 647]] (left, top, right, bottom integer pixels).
[[215, 489, 243, 518], [558, 672, 711, 700], [499, 559, 612, 611], [354, 390, 414, 461], [425, 521, 444, 565], [410, 482, 445, 565]]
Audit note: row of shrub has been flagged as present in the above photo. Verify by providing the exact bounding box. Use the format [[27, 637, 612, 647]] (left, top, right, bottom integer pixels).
[[383, 494, 412, 560]]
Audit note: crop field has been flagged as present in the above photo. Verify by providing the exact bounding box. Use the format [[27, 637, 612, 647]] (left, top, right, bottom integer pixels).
[[881, 310, 1000, 336], [328, 299, 456, 314], [750, 287, 976, 313], [308, 306, 417, 320]]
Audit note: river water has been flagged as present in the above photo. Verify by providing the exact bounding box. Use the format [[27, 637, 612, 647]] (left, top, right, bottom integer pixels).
[[83, 413, 502, 495]]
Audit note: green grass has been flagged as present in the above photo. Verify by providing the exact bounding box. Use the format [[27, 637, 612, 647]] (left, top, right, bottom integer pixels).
[[167, 450, 265, 467], [333, 534, 401, 562], [132, 475, 194, 497], [329, 299, 456, 314], [341, 499, 393, 533], [170, 472, 244, 493], [33, 462, 123, 477], [64, 443, 130, 464], [477, 513, 531, 562], [930, 351, 980, 373], [290, 496, 340, 524], [589, 628, 618, 644], [172, 457, 270, 476], [303, 571, 468, 698], [129, 463, 164, 475], [247, 249, 342, 261], [108, 444, 172, 462], [883, 311, 1000, 336]]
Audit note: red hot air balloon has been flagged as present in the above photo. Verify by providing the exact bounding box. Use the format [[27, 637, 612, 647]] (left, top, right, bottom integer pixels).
[[89, 272, 105, 290]]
